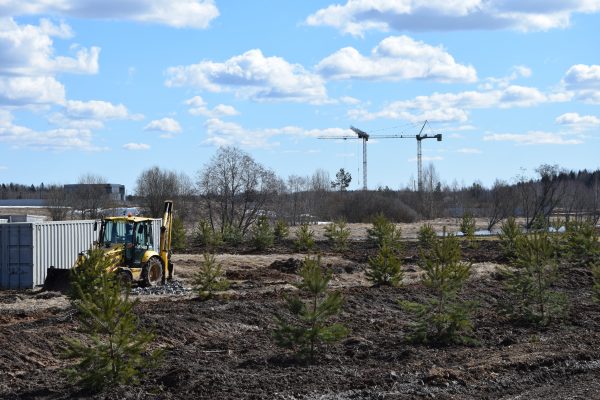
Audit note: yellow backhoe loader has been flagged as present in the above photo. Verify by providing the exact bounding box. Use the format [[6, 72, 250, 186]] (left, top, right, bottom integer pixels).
[[44, 200, 174, 290]]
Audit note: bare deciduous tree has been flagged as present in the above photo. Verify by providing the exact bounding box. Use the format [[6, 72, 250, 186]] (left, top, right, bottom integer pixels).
[[486, 179, 515, 230], [520, 165, 566, 229], [69, 174, 111, 219], [135, 166, 191, 218], [197, 146, 280, 235], [46, 184, 69, 221]]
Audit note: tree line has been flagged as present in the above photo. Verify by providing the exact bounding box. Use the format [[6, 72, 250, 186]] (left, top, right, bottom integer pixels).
[[3, 147, 599, 230]]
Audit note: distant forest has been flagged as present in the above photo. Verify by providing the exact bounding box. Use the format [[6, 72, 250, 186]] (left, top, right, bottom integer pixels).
[[2, 164, 599, 229]]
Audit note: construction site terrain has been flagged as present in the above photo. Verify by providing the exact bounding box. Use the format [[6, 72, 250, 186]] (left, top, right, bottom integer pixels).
[[1, 225, 599, 399]]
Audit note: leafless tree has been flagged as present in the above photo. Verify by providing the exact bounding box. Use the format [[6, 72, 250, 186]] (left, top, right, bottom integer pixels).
[[516, 165, 566, 229], [310, 168, 331, 192], [69, 174, 111, 219], [486, 179, 515, 230], [286, 174, 309, 225], [45, 184, 69, 221], [420, 163, 443, 218], [197, 146, 280, 235], [135, 166, 191, 218]]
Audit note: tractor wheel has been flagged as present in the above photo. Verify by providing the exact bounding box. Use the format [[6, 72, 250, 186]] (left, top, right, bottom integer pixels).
[[142, 257, 163, 287]]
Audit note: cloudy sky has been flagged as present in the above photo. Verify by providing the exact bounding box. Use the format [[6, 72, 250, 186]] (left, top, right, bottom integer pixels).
[[1, 0, 599, 192]]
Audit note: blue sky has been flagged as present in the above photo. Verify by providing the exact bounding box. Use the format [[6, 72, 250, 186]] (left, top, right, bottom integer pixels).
[[1, 0, 599, 193]]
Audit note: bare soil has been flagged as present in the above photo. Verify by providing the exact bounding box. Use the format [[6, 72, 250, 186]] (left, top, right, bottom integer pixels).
[[0, 235, 599, 399]]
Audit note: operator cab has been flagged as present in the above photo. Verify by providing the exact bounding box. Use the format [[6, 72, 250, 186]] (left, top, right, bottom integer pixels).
[[100, 219, 154, 266]]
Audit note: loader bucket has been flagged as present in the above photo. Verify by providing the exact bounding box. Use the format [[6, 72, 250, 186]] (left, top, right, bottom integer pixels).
[[43, 267, 72, 293]]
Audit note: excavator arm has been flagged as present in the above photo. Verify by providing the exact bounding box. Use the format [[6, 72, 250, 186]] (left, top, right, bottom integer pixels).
[[159, 200, 174, 283]]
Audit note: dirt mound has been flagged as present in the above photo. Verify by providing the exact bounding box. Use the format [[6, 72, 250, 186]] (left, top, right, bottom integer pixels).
[[269, 257, 302, 274]]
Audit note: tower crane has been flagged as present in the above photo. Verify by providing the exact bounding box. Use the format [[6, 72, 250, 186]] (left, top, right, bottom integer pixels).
[[318, 121, 442, 191]]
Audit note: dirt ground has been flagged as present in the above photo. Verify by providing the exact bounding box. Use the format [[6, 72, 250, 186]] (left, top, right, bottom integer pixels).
[[0, 228, 599, 399]]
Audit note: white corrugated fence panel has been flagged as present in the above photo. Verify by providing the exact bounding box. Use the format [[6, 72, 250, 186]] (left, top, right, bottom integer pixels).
[[32, 220, 98, 287]]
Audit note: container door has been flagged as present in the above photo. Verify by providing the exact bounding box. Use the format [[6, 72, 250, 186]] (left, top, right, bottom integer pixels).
[[0, 224, 33, 289]]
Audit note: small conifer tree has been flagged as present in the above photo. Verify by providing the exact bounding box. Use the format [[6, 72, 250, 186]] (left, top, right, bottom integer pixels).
[[400, 230, 476, 345], [366, 244, 403, 287], [251, 215, 275, 250], [324, 219, 351, 252], [500, 232, 566, 325], [194, 219, 222, 249], [295, 223, 315, 252], [68, 249, 113, 302], [274, 219, 290, 242], [193, 253, 230, 300], [368, 213, 402, 250], [417, 223, 437, 250], [273, 256, 349, 361], [562, 220, 600, 268], [222, 224, 243, 245], [460, 212, 476, 246], [64, 249, 159, 391], [171, 216, 187, 253], [498, 217, 522, 261]]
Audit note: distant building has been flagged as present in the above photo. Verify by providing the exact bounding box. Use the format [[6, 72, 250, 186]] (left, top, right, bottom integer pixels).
[[64, 183, 126, 202]]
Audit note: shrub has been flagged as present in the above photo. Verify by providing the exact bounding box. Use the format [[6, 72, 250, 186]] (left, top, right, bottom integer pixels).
[[273, 256, 349, 361], [64, 249, 159, 391], [324, 219, 351, 252], [562, 220, 600, 268], [417, 223, 437, 250], [171, 216, 187, 252], [251, 216, 274, 251], [193, 253, 230, 300], [499, 217, 522, 261], [366, 244, 403, 287], [367, 213, 402, 250], [400, 230, 476, 345], [274, 219, 290, 242], [295, 223, 315, 252], [500, 232, 566, 325]]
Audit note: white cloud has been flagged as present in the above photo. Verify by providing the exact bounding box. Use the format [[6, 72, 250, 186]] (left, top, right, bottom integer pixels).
[[0, 110, 104, 151], [483, 131, 583, 145], [185, 96, 239, 117], [0, 18, 99, 76], [123, 143, 150, 151], [0, 165, 7, 171], [349, 83, 560, 123], [65, 100, 130, 120], [564, 64, 600, 90], [47, 100, 139, 130], [0, 76, 65, 105], [457, 147, 482, 154], [144, 117, 182, 135], [562, 64, 600, 104], [306, 0, 600, 36], [3, 0, 219, 29], [555, 112, 600, 126], [339, 96, 360, 105], [316, 36, 476, 83], [203, 118, 351, 148], [166, 49, 328, 103]]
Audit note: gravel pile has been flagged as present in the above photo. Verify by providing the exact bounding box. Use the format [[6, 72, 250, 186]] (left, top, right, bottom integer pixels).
[[130, 280, 193, 296]]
